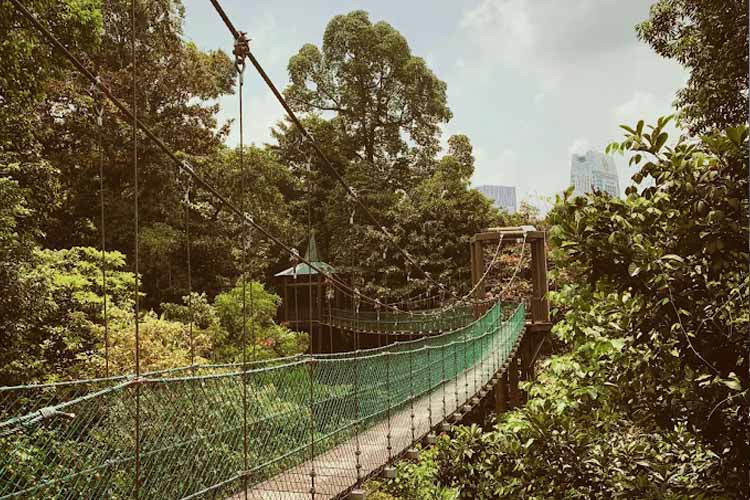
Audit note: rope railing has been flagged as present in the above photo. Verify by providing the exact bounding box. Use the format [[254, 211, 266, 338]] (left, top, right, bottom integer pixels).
[[0, 302, 524, 499]]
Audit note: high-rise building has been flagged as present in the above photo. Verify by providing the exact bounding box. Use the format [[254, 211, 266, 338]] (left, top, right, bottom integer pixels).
[[475, 185, 517, 213], [569, 150, 620, 197]]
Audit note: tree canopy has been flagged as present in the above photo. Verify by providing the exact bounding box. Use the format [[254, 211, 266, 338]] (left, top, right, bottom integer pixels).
[[637, 0, 749, 133], [285, 10, 452, 183]]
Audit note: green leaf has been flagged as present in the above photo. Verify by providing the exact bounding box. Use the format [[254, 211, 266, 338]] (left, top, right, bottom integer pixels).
[[721, 373, 742, 391], [654, 132, 668, 151], [726, 126, 742, 146], [628, 263, 641, 277]]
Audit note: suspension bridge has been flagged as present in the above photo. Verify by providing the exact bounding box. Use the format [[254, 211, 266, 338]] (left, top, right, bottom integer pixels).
[[1, 1, 553, 499], [1, 302, 535, 499]]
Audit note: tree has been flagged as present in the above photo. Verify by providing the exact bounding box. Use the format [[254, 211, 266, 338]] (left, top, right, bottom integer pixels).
[[213, 279, 308, 360], [637, 0, 749, 133], [284, 10, 452, 182], [0, 0, 102, 153], [0, 246, 135, 385], [517, 201, 540, 224], [353, 134, 500, 299], [23, 0, 236, 307]]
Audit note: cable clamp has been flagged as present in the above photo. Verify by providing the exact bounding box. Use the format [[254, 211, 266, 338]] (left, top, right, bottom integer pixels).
[[233, 31, 251, 71], [179, 160, 195, 176], [96, 105, 104, 127], [38, 407, 75, 420], [129, 377, 151, 386]]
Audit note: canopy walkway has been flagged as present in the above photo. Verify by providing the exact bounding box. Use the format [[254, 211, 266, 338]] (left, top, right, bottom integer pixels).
[[0, 303, 525, 500], [2, 3, 551, 499]]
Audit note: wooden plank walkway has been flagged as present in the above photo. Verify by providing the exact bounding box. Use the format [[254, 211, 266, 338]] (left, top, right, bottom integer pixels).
[[235, 346, 508, 500]]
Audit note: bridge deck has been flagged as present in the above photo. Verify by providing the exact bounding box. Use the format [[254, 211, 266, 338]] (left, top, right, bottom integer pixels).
[[237, 345, 511, 500]]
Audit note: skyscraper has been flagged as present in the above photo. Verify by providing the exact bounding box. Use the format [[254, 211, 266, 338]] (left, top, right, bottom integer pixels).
[[475, 185, 517, 213], [569, 150, 620, 197]]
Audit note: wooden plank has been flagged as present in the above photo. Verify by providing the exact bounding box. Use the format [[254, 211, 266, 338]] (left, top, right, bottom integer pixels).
[[470, 230, 545, 243]]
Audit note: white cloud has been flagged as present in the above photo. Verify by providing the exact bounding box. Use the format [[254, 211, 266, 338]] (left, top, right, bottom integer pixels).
[[460, 0, 534, 67], [614, 91, 660, 127], [458, 0, 638, 87], [568, 138, 591, 156]]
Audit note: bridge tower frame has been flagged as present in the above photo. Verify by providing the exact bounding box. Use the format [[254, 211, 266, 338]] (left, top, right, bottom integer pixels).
[[469, 225, 551, 329], [469, 225, 552, 416]]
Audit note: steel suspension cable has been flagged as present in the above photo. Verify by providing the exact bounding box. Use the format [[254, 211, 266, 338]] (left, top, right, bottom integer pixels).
[[323, 229, 515, 318], [130, 0, 142, 496], [305, 88, 317, 499], [185, 180, 194, 371], [350, 208, 363, 490], [95, 97, 110, 379], [236, 46, 250, 500]]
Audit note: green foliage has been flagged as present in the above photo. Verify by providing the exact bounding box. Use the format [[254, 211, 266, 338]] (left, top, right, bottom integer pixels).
[[637, 0, 749, 134], [431, 384, 728, 499], [368, 121, 749, 499], [213, 279, 309, 361], [193, 145, 299, 294], [368, 446, 459, 500], [275, 10, 500, 300], [0, 0, 102, 151], [373, 138, 499, 297], [554, 120, 749, 483], [0, 241, 306, 383], [0, 246, 134, 385], [285, 10, 452, 169]]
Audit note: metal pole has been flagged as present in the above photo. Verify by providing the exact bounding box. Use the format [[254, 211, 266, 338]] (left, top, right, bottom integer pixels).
[[427, 345, 433, 429], [441, 342, 446, 423], [453, 336, 459, 414], [463, 329, 469, 403], [405, 344, 418, 460], [386, 350, 392, 461], [130, 1, 141, 496], [382, 348, 396, 479], [308, 358, 316, 499], [473, 329, 478, 395], [354, 348, 362, 484]]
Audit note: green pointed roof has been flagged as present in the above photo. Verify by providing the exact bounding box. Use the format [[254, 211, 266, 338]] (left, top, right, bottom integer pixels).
[[305, 232, 319, 261], [275, 233, 337, 277]]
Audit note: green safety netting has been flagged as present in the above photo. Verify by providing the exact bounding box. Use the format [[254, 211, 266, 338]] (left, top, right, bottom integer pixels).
[[326, 305, 476, 333], [0, 302, 525, 499]]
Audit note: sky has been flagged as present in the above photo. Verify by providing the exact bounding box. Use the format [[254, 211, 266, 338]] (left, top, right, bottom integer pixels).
[[182, 0, 688, 209]]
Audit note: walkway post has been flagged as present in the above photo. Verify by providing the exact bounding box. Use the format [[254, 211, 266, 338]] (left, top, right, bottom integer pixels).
[[406, 345, 418, 459], [354, 348, 363, 491], [473, 329, 478, 395], [426, 344, 435, 444], [383, 349, 396, 478], [508, 353, 520, 408], [480, 325, 486, 388], [308, 357, 317, 499], [440, 340, 449, 432], [453, 336, 459, 417], [495, 371, 508, 414], [463, 329, 469, 407]]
